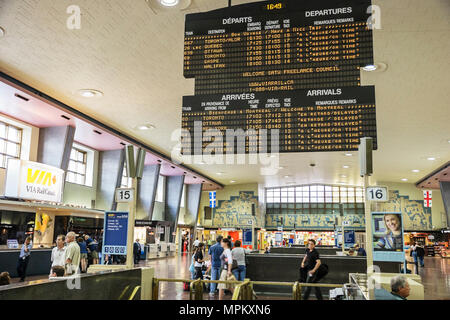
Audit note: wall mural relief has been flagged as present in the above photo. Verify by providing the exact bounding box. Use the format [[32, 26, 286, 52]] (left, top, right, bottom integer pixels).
[[264, 190, 432, 230], [376, 190, 432, 230], [212, 191, 259, 228]]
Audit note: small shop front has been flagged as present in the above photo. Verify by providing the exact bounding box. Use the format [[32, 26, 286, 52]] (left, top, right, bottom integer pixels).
[[405, 231, 449, 257]]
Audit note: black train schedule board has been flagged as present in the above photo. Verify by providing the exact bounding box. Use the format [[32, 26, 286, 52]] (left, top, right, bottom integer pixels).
[[182, 0, 377, 154]]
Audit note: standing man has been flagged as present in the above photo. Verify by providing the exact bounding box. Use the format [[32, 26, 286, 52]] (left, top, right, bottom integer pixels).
[[300, 239, 323, 300], [193, 238, 200, 248], [133, 239, 141, 265], [64, 232, 80, 275], [50, 235, 66, 276], [208, 235, 224, 298], [85, 234, 99, 265], [17, 236, 32, 282]]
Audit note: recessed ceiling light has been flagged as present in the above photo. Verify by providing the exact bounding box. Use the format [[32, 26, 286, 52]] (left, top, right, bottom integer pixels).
[[341, 175, 347, 178], [216, 172, 224, 176], [78, 89, 103, 98], [284, 175, 291, 178], [137, 124, 155, 130], [427, 157, 436, 161], [362, 64, 377, 72], [230, 180, 236, 183], [160, 0, 179, 6], [278, 166, 284, 170], [401, 178, 408, 181], [343, 165, 350, 169], [345, 153, 353, 157], [412, 169, 420, 173]]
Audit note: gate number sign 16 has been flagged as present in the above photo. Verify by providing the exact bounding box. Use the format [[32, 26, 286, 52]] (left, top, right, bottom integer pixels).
[[367, 187, 387, 201]]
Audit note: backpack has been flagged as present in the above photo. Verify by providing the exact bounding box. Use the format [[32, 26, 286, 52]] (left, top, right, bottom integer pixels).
[[416, 246, 425, 257]]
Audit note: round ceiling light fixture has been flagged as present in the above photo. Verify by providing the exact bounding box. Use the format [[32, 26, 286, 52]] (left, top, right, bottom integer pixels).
[[136, 124, 155, 131], [427, 157, 436, 161], [78, 89, 103, 98], [401, 178, 408, 182], [362, 62, 388, 72], [160, 0, 179, 6], [343, 165, 350, 169], [344, 153, 353, 157], [412, 169, 420, 173]]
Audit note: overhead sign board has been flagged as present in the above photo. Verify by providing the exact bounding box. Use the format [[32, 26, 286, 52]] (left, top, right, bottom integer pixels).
[[366, 186, 388, 202], [4, 159, 64, 203]]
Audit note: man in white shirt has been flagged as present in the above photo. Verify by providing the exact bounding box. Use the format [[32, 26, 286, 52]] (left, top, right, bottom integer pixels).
[[193, 238, 200, 248], [50, 235, 66, 277]]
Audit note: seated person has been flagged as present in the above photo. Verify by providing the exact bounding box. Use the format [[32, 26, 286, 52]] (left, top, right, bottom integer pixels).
[[390, 275, 410, 300], [50, 266, 66, 278], [354, 244, 366, 256], [0, 272, 11, 286], [346, 248, 357, 256]]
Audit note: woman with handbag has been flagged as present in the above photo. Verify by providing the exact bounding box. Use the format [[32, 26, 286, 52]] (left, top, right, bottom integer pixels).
[[231, 240, 251, 281]]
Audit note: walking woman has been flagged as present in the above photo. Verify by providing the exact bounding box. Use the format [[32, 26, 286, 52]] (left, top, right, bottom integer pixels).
[[193, 242, 205, 280], [17, 236, 32, 282], [218, 238, 235, 300], [231, 240, 251, 281]]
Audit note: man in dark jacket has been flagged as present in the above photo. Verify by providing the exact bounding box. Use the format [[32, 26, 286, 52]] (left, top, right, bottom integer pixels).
[[133, 239, 141, 265]]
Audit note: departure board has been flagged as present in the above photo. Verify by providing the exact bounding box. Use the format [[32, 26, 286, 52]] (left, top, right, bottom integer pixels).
[[182, 0, 377, 154], [182, 86, 376, 153]]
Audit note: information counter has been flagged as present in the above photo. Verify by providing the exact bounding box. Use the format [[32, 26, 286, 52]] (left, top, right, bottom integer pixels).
[[0, 248, 52, 278]]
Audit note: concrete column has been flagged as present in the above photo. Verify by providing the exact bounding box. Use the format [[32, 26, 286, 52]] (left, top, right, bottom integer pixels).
[[164, 175, 185, 242], [136, 164, 161, 220], [95, 149, 125, 211], [37, 125, 75, 171]]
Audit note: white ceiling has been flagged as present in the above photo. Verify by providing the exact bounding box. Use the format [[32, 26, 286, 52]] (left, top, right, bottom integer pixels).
[[0, 0, 449, 188]]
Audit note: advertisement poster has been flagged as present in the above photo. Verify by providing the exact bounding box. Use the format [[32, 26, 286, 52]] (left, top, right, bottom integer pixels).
[[103, 212, 128, 256], [372, 212, 405, 262]]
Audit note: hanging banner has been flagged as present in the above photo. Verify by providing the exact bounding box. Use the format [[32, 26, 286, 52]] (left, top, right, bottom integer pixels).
[[372, 212, 405, 262], [423, 190, 432, 208], [103, 212, 128, 255]]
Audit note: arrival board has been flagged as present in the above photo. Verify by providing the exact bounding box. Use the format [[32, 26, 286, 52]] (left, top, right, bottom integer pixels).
[[181, 86, 377, 153]]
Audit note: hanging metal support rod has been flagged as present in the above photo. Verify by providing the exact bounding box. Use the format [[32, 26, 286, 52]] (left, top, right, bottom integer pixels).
[[228, 0, 232, 7]]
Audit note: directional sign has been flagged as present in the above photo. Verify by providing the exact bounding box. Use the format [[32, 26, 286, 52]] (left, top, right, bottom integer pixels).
[[366, 186, 388, 202]]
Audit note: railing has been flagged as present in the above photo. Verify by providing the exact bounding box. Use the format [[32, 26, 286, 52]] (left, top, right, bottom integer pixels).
[[152, 278, 342, 300]]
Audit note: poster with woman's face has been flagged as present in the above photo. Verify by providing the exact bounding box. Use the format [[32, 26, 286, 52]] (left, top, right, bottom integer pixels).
[[372, 212, 405, 262]]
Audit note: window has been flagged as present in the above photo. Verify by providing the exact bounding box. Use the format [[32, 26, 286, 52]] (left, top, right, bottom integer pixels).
[[155, 175, 165, 202], [121, 162, 132, 188], [66, 147, 87, 185], [0, 121, 22, 168], [180, 184, 186, 207], [265, 184, 365, 215]]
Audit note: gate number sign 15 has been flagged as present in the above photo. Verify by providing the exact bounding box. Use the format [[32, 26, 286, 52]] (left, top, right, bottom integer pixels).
[[116, 188, 134, 203], [366, 187, 388, 201]]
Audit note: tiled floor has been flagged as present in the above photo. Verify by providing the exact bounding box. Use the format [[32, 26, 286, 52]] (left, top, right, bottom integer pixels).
[[8, 254, 450, 300]]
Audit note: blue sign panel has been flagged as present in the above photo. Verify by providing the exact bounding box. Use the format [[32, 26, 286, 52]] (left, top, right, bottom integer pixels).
[[243, 229, 252, 246], [372, 212, 405, 263], [103, 212, 128, 255], [344, 230, 355, 245]]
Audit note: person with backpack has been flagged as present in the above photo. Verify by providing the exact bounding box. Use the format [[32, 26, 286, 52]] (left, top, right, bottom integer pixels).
[[416, 244, 425, 268]]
